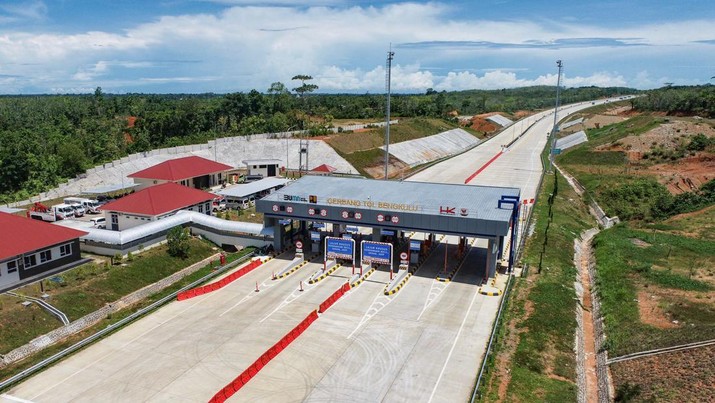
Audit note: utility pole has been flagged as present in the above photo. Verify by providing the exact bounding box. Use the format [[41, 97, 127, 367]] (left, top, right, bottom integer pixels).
[[384, 47, 394, 180], [548, 60, 563, 173]]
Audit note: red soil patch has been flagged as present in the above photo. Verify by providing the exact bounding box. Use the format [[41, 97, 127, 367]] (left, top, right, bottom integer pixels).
[[636, 290, 679, 329], [646, 154, 714, 194], [465, 116, 498, 133], [611, 345, 715, 402]]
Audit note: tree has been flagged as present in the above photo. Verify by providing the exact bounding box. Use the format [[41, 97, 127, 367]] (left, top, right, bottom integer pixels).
[[291, 75, 319, 97], [167, 226, 190, 258]]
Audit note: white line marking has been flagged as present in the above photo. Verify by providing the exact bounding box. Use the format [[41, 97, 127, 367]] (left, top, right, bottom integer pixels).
[[427, 285, 481, 403], [259, 280, 317, 323], [218, 275, 276, 317], [1, 394, 35, 403], [417, 281, 448, 321], [347, 293, 395, 339], [30, 294, 209, 400]]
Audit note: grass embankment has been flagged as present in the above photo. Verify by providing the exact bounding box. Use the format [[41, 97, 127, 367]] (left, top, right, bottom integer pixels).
[[556, 111, 715, 400], [324, 117, 476, 176], [0, 238, 217, 354], [594, 224, 715, 356], [480, 172, 595, 402], [0, 242, 255, 385]]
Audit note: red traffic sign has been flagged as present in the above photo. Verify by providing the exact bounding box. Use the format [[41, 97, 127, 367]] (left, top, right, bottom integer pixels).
[[354, 212, 362, 220], [320, 209, 328, 217], [272, 205, 279, 212], [342, 211, 349, 219], [400, 252, 408, 260], [295, 241, 303, 248], [308, 208, 316, 215], [391, 216, 399, 223], [377, 214, 384, 222], [286, 206, 293, 213]]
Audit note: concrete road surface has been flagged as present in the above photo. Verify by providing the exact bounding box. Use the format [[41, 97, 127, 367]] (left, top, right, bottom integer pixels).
[[3, 99, 624, 402]]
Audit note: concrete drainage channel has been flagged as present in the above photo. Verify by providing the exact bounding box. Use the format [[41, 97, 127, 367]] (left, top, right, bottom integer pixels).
[[0, 251, 256, 392]]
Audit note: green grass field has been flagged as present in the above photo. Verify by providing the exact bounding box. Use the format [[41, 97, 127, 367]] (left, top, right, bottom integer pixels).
[[480, 171, 595, 401], [593, 224, 715, 356]]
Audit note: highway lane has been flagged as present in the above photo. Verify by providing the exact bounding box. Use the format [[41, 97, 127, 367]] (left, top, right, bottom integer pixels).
[[5, 255, 352, 402]]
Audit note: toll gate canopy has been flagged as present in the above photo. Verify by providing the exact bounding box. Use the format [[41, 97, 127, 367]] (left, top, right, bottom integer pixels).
[[256, 176, 520, 239]]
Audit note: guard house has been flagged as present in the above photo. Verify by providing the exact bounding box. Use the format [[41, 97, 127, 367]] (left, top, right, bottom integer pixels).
[[0, 212, 89, 292], [100, 182, 215, 231], [242, 159, 281, 179], [256, 176, 521, 277], [128, 156, 232, 191]]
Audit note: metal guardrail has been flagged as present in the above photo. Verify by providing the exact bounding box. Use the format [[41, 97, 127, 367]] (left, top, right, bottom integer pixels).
[[607, 338, 715, 365], [0, 251, 255, 392], [470, 272, 513, 402], [5, 292, 70, 326]]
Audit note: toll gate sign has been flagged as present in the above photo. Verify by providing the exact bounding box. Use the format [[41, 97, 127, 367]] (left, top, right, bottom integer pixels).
[[361, 241, 392, 265], [326, 237, 354, 260]]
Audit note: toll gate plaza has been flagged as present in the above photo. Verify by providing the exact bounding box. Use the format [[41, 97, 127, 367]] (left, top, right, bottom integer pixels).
[[256, 175, 521, 279]]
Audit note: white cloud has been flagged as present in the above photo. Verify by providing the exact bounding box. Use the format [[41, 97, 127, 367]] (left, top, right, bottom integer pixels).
[[0, 2, 713, 93]]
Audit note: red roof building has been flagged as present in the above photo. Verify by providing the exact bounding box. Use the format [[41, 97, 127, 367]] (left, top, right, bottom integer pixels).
[[310, 163, 337, 175], [0, 212, 88, 292], [128, 156, 233, 190], [101, 182, 215, 231]]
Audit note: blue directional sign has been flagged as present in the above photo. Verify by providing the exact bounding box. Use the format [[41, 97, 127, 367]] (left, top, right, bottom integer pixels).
[[362, 241, 392, 265], [326, 237, 354, 260], [310, 231, 321, 242], [410, 240, 421, 251]]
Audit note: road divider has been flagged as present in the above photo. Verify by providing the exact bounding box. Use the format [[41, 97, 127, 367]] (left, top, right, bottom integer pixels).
[[177, 258, 264, 301], [319, 282, 351, 313], [209, 281, 354, 402], [464, 151, 504, 184]]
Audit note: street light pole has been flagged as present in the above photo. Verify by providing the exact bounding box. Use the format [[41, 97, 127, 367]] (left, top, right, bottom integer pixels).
[[548, 60, 563, 173], [384, 48, 394, 180]]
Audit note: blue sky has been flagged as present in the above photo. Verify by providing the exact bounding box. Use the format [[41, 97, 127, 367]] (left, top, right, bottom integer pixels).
[[1, 0, 714, 94]]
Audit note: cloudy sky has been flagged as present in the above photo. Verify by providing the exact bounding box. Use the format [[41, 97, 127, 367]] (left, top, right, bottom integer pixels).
[[1, 0, 714, 94]]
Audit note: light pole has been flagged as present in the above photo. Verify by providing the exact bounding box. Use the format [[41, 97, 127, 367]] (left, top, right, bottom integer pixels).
[[384, 48, 394, 180], [548, 60, 563, 173]]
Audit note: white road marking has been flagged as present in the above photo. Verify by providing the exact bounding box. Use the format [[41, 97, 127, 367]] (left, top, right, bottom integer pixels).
[[417, 281, 448, 321], [347, 292, 395, 339], [259, 279, 317, 323], [1, 394, 35, 403], [427, 284, 481, 403], [30, 295, 209, 400], [218, 274, 276, 317]]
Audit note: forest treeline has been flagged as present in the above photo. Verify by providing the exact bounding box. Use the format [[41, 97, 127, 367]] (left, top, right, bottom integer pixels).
[[631, 85, 715, 117], [0, 85, 634, 203]]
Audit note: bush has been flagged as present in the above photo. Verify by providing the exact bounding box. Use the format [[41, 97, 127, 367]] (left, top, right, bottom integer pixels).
[[112, 253, 123, 265], [167, 226, 190, 258]]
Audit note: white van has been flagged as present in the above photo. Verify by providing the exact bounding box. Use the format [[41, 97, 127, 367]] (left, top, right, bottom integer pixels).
[[66, 202, 86, 217], [53, 204, 76, 220], [64, 197, 102, 214]]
